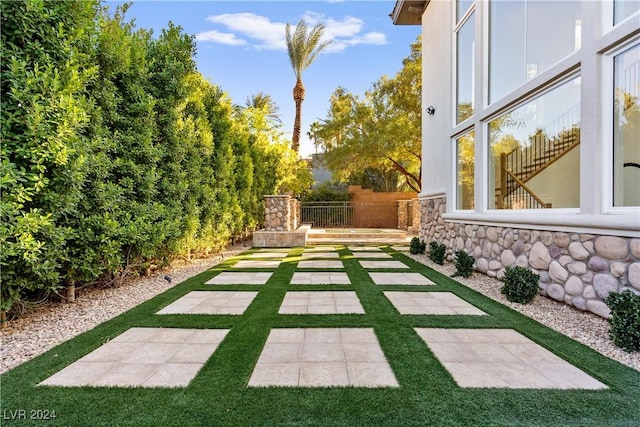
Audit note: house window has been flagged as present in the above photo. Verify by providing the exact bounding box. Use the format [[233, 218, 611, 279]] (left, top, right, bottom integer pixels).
[[489, 0, 582, 103], [456, 11, 475, 123], [456, 131, 475, 210], [614, 0, 640, 25], [613, 43, 640, 207], [488, 77, 581, 210]]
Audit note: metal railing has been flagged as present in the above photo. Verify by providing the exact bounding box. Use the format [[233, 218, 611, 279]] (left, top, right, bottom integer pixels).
[[301, 202, 398, 228]]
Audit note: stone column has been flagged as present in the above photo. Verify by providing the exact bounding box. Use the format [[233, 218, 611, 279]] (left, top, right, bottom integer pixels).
[[264, 195, 292, 231]]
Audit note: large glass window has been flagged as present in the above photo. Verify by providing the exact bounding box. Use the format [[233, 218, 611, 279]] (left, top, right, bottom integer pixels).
[[457, 12, 475, 123], [456, 131, 475, 210], [614, 0, 640, 25], [457, 0, 473, 21], [488, 77, 581, 209], [489, 0, 582, 103], [613, 43, 640, 207]]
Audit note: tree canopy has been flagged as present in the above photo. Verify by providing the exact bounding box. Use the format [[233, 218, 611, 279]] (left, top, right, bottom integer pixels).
[[315, 36, 422, 192]]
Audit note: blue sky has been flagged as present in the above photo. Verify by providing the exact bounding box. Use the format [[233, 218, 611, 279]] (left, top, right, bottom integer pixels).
[[109, 1, 421, 157]]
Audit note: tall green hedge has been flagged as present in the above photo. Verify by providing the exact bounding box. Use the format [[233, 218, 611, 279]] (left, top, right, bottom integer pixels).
[[0, 1, 311, 314]]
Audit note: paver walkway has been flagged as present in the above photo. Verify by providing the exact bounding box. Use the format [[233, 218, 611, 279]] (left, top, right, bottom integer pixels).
[[39, 245, 607, 391]]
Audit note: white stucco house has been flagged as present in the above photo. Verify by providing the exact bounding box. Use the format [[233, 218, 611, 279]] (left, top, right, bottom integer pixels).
[[392, 0, 640, 317]]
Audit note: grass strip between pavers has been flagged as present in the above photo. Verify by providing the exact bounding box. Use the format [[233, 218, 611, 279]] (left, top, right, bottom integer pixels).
[[1, 245, 639, 426]]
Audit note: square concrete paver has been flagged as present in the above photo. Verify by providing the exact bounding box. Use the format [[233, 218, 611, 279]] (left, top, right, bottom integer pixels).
[[233, 260, 281, 269], [290, 272, 350, 285], [206, 272, 272, 285], [298, 260, 344, 269], [369, 272, 434, 285], [384, 292, 486, 315], [156, 291, 258, 315], [359, 261, 409, 269], [348, 246, 382, 251], [305, 246, 339, 252], [351, 252, 393, 259], [415, 328, 607, 389], [279, 291, 365, 314], [301, 252, 340, 259], [40, 328, 229, 388], [249, 328, 398, 387], [391, 246, 409, 252], [247, 252, 289, 259]]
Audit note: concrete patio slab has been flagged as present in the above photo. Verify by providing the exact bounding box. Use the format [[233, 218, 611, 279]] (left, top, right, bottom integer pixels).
[[297, 260, 344, 269], [301, 252, 340, 258], [156, 291, 258, 315], [359, 261, 409, 269], [40, 328, 229, 388], [414, 328, 607, 389], [290, 272, 351, 285], [384, 292, 486, 315], [247, 252, 289, 259], [205, 272, 272, 285], [369, 272, 435, 285], [249, 328, 398, 388], [233, 260, 281, 269], [304, 246, 339, 252], [279, 291, 365, 314], [351, 252, 393, 259]]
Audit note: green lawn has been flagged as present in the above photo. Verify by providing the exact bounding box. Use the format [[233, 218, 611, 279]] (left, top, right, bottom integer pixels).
[[2, 246, 639, 426]]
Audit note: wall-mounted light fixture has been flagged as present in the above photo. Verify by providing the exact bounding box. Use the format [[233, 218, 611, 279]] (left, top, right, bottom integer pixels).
[[426, 105, 436, 115]]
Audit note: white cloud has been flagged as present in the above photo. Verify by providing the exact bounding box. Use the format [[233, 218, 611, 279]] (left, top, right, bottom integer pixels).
[[196, 11, 387, 53], [203, 13, 286, 50], [195, 30, 247, 46]]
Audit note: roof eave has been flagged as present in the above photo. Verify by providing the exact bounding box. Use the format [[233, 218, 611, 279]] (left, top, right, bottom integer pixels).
[[390, 0, 429, 25]]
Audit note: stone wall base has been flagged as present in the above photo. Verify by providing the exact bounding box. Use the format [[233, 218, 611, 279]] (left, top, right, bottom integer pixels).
[[420, 196, 640, 319], [253, 225, 310, 248]]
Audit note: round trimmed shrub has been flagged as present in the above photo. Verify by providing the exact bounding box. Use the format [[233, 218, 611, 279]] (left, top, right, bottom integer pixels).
[[605, 290, 640, 353], [500, 266, 540, 304]]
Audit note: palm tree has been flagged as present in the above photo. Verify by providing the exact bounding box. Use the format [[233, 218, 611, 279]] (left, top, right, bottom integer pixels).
[[245, 92, 282, 124], [285, 20, 331, 153]]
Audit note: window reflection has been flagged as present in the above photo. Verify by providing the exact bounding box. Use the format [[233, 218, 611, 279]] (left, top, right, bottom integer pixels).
[[490, 0, 581, 103], [614, 0, 640, 25], [457, 12, 474, 123], [488, 78, 581, 209], [456, 131, 475, 210], [613, 43, 640, 207]]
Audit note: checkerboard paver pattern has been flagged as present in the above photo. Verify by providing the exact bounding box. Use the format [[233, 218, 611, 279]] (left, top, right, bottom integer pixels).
[[359, 260, 409, 269], [205, 272, 272, 285], [369, 272, 434, 285], [157, 291, 258, 315], [384, 291, 486, 315], [248, 328, 399, 387], [297, 260, 344, 269], [40, 328, 229, 388], [279, 291, 365, 314], [415, 328, 608, 389], [290, 272, 350, 285]]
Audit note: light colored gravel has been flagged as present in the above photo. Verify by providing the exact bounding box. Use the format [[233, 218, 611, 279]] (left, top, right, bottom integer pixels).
[[407, 253, 640, 372], [0, 244, 248, 374]]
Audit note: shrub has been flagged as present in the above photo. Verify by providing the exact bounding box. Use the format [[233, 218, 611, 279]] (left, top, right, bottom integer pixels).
[[428, 241, 446, 265], [500, 266, 540, 304], [605, 290, 640, 353], [410, 237, 426, 254], [452, 250, 474, 278]]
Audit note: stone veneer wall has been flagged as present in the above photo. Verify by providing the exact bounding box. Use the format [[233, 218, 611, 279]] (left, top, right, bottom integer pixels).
[[397, 200, 409, 230], [420, 196, 640, 318], [264, 195, 293, 231]]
